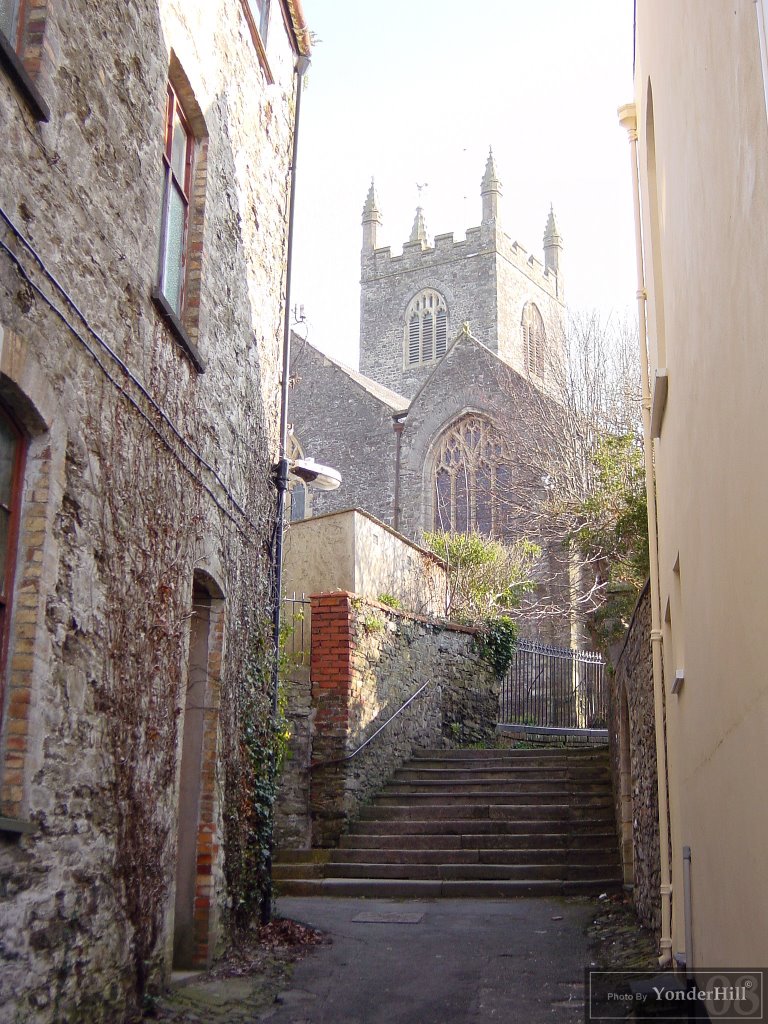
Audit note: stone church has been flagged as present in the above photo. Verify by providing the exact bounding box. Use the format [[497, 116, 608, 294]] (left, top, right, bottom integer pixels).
[[289, 150, 568, 572]]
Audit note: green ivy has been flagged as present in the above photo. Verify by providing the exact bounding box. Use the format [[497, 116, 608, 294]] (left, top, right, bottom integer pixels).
[[476, 615, 519, 678], [226, 616, 293, 928]]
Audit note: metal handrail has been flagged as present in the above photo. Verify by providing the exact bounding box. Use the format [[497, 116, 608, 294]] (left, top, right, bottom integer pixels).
[[310, 679, 431, 769]]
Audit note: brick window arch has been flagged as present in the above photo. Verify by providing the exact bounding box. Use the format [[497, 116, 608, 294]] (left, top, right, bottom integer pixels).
[[522, 302, 546, 377], [432, 415, 507, 536], [0, 0, 52, 121], [404, 289, 448, 368], [0, 405, 25, 689]]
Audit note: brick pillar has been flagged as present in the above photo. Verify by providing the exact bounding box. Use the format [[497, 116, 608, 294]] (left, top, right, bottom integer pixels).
[[309, 592, 355, 846]]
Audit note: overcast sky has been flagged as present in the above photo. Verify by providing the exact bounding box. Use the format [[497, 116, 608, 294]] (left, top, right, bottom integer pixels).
[[291, 0, 637, 368]]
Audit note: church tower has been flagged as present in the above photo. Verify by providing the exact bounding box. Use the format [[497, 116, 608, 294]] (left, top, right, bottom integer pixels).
[[358, 152, 566, 400]]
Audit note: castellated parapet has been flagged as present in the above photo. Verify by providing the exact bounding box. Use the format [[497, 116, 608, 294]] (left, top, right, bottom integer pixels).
[[359, 150, 566, 400]]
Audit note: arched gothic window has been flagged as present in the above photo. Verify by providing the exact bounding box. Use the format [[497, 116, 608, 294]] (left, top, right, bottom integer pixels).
[[404, 289, 448, 367], [522, 302, 546, 377], [432, 415, 508, 536]]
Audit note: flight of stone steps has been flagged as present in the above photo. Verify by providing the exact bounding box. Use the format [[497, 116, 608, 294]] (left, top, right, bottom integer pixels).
[[274, 745, 622, 898]]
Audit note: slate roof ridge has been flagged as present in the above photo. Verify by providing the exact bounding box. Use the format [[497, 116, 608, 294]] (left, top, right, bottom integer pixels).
[[305, 341, 410, 412]]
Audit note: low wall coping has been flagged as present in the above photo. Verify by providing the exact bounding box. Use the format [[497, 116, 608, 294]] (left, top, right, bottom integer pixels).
[[309, 590, 479, 636]]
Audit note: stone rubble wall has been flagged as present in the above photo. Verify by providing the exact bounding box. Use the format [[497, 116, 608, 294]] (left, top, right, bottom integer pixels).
[[273, 667, 314, 851], [608, 582, 662, 935], [305, 591, 499, 848], [0, 0, 299, 1019]]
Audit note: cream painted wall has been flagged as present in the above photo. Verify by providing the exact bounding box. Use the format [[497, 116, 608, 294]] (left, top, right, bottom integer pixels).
[[634, 0, 768, 968], [282, 508, 447, 618]]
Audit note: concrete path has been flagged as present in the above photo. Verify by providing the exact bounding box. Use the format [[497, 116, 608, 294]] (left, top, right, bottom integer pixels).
[[258, 896, 594, 1024]]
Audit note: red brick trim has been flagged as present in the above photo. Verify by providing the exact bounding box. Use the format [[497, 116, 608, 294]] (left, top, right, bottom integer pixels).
[[190, 595, 225, 968]]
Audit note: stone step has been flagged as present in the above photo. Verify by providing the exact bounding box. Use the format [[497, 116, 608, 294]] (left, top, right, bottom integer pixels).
[[274, 877, 623, 899], [317, 862, 623, 882], [338, 831, 618, 851], [380, 782, 612, 798], [326, 847, 619, 867], [410, 748, 608, 762], [276, 742, 619, 901], [348, 817, 616, 836], [393, 767, 610, 783], [375, 792, 612, 808], [359, 803, 615, 822]]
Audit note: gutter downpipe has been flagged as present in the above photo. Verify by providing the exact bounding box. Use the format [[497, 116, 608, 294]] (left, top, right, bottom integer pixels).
[[263, 51, 310, 926], [617, 102, 673, 968], [392, 416, 405, 531]]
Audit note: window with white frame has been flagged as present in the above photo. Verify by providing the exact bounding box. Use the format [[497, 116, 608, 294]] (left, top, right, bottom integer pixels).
[[404, 289, 448, 368], [158, 82, 194, 319], [0, 0, 20, 47], [757, 0, 768, 119], [0, 0, 51, 121], [152, 60, 208, 373], [252, 0, 270, 44]]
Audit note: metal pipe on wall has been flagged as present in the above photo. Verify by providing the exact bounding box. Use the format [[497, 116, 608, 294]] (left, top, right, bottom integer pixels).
[[617, 101, 673, 967], [263, 51, 310, 926]]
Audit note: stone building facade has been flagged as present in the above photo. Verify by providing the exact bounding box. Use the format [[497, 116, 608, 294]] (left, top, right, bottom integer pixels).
[[0, 1, 309, 1020], [290, 154, 566, 549]]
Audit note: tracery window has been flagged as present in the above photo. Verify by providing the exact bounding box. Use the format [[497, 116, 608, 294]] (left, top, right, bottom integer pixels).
[[405, 290, 448, 367], [287, 432, 311, 522], [432, 416, 508, 536], [522, 302, 546, 378]]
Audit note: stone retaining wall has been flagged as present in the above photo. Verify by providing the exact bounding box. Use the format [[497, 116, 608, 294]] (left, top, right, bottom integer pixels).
[[608, 582, 661, 934], [307, 592, 499, 847]]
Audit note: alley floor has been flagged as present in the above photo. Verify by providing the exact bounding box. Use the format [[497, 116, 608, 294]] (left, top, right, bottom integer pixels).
[[152, 893, 657, 1024]]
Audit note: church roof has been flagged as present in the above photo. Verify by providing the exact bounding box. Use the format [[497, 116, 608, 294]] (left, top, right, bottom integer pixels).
[[404, 323, 520, 411], [311, 345, 410, 412]]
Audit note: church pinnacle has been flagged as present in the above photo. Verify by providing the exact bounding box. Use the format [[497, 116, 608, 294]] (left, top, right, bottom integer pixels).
[[409, 206, 429, 247], [481, 147, 502, 227], [543, 203, 563, 283], [361, 178, 382, 252], [543, 204, 562, 247]]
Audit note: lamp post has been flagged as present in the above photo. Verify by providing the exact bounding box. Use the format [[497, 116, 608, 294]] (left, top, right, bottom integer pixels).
[[261, 51, 342, 925]]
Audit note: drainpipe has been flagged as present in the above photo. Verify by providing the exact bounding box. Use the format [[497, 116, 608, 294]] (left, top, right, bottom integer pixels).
[[617, 102, 673, 967], [263, 51, 310, 927], [392, 416, 405, 531]]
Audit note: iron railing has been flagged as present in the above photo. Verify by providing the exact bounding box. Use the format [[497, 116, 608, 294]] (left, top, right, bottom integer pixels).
[[282, 592, 311, 666], [499, 638, 606, 730]]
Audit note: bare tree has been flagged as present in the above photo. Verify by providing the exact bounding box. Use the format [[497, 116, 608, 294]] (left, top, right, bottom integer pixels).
[[494, 309, 646, 645]]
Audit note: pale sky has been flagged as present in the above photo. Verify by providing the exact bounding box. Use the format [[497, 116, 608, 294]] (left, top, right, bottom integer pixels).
[[291, 0, 637, 368]]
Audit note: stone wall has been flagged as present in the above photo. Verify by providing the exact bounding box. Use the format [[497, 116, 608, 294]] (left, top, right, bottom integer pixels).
[[289, 338, 402, 526], [307, 591, 499, 847], [282, 507, 448, 620], [0, 1, 305, 1019], [273, 667, 314, 851], [608, 582, 661, 934]]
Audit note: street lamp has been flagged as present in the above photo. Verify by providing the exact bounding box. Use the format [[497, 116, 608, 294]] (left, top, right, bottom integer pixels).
[[291, 457, 342, 490]]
